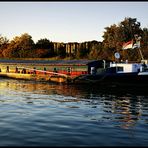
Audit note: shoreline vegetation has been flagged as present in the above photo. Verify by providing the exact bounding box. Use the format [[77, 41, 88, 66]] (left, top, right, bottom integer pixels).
[[0, 17, 148, 62], [0, 57, 90, 61]]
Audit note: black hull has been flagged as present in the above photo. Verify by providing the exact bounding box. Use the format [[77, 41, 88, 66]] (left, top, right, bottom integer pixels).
[[72, 73, 148, 86]]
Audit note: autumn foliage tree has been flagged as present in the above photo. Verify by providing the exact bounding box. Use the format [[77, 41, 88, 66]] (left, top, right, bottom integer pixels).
[[0, 35, 9, 57], [3, 33, 35, 58], [0, 17, 148, 61], [102, 17, 143, 61], [88, 41, 103, 59]]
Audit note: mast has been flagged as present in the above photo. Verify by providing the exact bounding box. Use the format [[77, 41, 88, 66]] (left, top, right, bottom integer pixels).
[[139, 48, 144, 60], [134, 34, 144, 61]]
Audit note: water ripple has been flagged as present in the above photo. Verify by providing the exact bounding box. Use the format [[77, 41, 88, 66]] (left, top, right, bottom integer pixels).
[[0, 79, 148, 146]]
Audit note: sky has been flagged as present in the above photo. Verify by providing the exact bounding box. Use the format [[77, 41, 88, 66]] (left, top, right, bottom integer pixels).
[[0, 1, 148, 43]]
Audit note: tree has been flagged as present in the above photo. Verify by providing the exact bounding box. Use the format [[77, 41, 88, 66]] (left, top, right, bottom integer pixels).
[[35, 38, 54, 57], [5, 33, 35, 58], [32, 48, 50, 58], [102, 17, 143, 61], [75, 42, 89, 59], [103, 24, 120, 50], [119, 17, 143, 44], [0, 35, 9, 57], [142, 28, 148, 47], [140, 28, 148, 59], [56, 44, 66, 58], [88, 41, 103, 59]]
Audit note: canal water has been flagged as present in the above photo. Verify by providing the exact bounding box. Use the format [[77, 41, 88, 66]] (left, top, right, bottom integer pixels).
[[0, 78, 148, 146]]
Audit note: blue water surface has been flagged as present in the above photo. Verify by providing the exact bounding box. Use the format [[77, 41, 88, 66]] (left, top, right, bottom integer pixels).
[[0, 79, 148, 146]]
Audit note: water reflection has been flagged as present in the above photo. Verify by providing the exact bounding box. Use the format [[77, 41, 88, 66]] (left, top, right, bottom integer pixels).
[[0, 78, 148, 131], [109, 96, 141, 129]]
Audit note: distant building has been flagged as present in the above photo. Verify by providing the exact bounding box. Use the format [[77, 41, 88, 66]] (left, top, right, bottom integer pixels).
[[52, 40, 100, 56]]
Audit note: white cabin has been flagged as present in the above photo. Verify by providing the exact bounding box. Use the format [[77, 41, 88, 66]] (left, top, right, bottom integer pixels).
[[110, 62, 141, 73]]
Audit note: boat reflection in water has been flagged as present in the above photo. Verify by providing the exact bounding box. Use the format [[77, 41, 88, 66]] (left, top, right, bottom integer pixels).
[[0, 78, 147, 131]]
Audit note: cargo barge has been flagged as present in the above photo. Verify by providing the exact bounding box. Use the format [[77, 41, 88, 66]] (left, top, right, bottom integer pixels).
[[0, 59, 148, 86], [0, 59, 109, 83]]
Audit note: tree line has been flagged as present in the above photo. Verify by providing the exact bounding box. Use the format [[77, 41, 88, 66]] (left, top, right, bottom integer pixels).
[[0, 17, 148, 61]]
